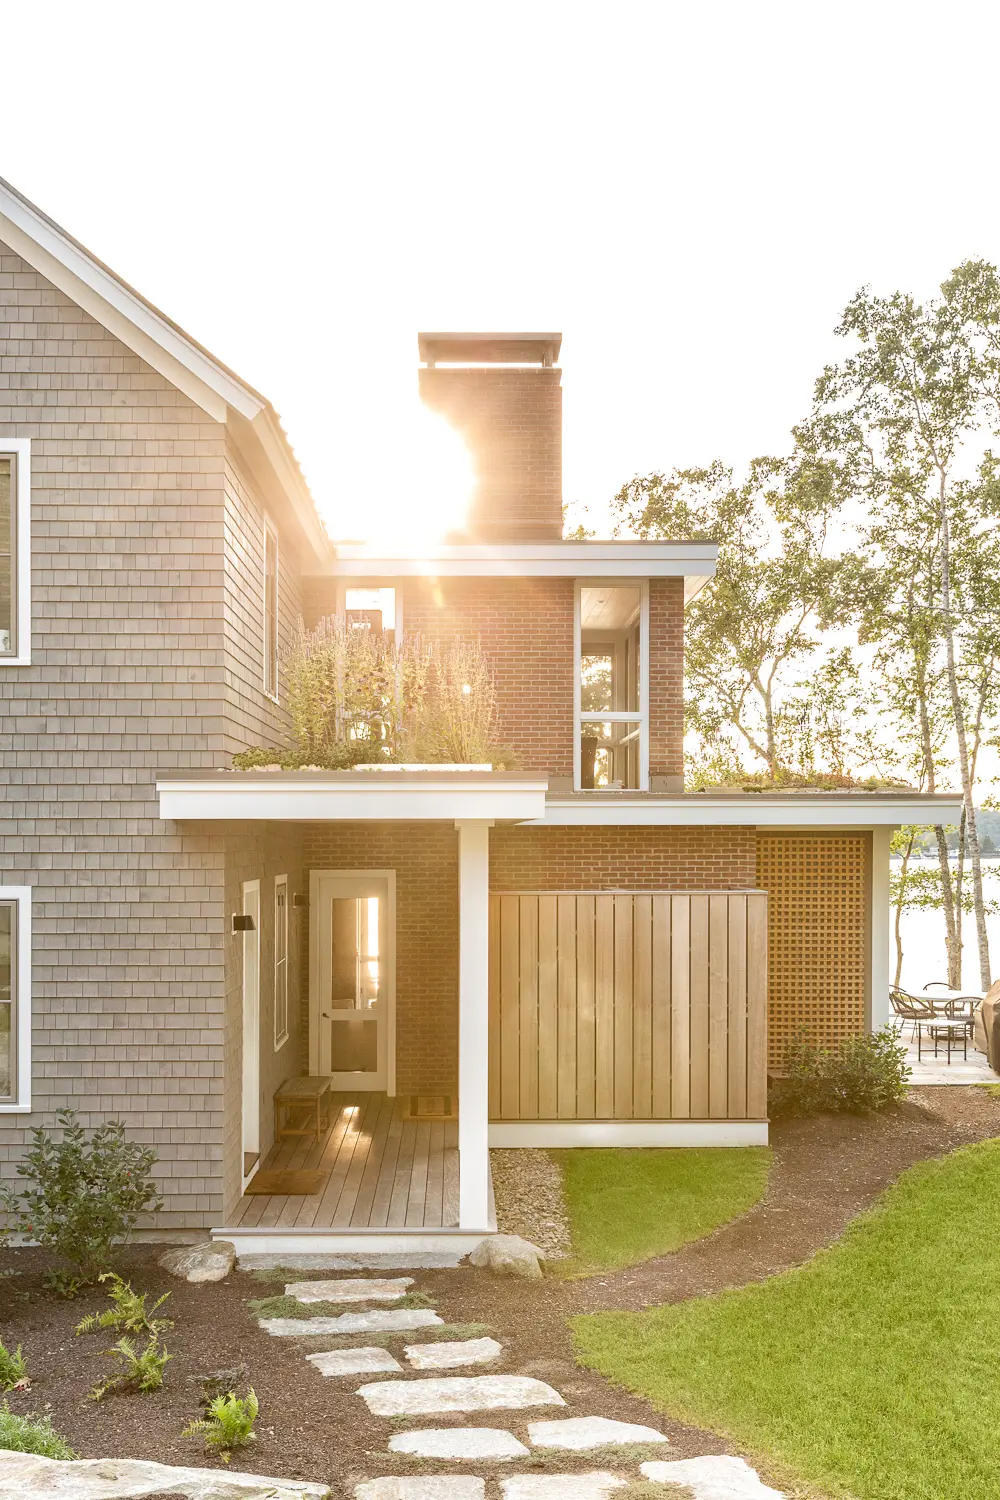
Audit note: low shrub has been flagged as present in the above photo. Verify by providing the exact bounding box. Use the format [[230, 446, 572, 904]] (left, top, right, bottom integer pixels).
[[75, 1272, 172, 1338], [0, 1110, 163, 1286], [90, 1334, 171, 1400], [775, 1025, 911, 1114], [0, 1340, 27, 1392], [183, 1389, 259, 1462], [0, 1402, 76, 1458]]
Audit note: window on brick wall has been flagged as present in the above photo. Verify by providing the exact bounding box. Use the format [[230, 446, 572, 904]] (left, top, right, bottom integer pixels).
[[263, 519, 279, 697], [0, 441, 31, 665], [576, 582, 648, 790], [274, 875, 289, 1050], [0, 888, 31, 1111]]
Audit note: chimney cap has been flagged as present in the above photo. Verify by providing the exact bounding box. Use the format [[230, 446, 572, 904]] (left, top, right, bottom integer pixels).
[[418, 332, 562, 367]]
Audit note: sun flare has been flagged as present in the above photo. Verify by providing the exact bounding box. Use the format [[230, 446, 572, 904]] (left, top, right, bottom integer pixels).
[[337, 402, 475, 549]]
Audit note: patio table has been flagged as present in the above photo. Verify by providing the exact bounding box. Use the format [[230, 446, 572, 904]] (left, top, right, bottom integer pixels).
[[912, 1015, 970, 1064]]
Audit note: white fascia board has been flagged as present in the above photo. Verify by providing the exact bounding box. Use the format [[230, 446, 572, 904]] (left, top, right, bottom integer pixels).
[[529, 795, 965, 828], [489, 1121, 769, 1147], [0, 184, 261, 423], [320, 540, 718, 584], [158, 777, 548, 823]]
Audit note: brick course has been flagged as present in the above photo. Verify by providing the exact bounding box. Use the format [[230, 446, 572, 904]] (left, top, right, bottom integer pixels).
[[490, 825, 757, 891]]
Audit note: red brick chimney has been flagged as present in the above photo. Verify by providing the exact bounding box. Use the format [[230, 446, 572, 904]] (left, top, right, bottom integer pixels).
[[418, 332, 562, 541]]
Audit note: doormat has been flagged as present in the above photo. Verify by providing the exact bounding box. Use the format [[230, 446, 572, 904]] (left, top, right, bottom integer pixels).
[[245, 1169, 326, 1196], [403, 1094, 457, 1122]]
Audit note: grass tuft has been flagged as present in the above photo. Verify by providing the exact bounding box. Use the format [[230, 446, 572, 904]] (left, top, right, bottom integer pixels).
[[248, 1290, 432, 1319], [554, 1147, 770, 1274], [0, 1401, 76, 1458], [572, 1138, 1000, 1500]]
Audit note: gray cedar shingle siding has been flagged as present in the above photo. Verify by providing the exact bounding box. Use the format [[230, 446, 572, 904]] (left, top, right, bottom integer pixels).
[[0, 240, 305, 1227]]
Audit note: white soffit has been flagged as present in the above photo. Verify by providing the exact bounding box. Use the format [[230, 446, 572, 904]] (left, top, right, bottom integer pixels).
[[157, 774, 549, 823], [319, 541, 718, 595], [530, 794, 964, 827]]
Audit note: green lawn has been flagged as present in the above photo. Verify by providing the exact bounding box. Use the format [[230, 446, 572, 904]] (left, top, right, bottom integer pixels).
[[572, 1139, 1000, 1500], [555, 1146, 771, 1275]]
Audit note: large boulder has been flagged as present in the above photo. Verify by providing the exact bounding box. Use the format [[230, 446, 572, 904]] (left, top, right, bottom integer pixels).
[[158, 1238, 236, 1284], [468, 1233, 545, 1279], [0, 1451, 329, 1498]]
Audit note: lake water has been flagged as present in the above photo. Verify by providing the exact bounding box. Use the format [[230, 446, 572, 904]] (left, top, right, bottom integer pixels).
[[892, 856, 1000, 992]]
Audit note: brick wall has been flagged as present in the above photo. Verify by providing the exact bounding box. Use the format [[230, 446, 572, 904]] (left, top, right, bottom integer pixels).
[[401, 577, 575, 781], [418, 366, 562, 541], [0, 241, 303, 1227], [490, 825, 757, 891], [649, 577, 685, 788], [301, 824, 459, 1095]]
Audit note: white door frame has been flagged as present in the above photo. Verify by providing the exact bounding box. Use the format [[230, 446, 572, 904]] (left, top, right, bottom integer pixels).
[[241, 879, 261, 1189], [309, 869, 396, 1096]]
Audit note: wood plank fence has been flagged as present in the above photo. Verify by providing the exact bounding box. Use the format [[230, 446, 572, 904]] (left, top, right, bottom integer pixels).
[[488, 891, 768, 1123]]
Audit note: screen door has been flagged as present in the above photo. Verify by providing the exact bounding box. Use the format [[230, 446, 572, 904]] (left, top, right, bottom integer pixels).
[[313, 873, 392, 1089]]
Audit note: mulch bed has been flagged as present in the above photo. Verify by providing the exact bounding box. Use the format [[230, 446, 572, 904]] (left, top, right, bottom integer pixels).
[[1, 1084, 997, 1497]]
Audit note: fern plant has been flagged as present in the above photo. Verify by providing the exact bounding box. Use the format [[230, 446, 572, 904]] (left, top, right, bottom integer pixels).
[[90, 1333, 171, 1400], [75, 1272, 172, 1338], [183, 1388, 259, 1463], [0, 1339, 28, 1391]]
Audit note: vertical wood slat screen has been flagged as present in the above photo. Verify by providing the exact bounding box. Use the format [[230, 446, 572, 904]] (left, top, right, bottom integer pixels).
[[488, 892, 768, 1122], [756, 833, 870, 1068]]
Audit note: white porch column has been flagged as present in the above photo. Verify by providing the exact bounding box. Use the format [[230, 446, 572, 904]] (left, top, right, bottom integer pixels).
[[870, 826, 892, 1030], [456, 818, 492, 1229]]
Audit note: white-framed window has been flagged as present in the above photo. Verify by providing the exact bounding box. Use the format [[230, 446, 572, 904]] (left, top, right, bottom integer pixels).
[[574, 579, 649, 791], [274, 875, 289, 1050], [263, 517, 279, 699], [0, 887, 32, 1112], [0, 439, 31, 665]]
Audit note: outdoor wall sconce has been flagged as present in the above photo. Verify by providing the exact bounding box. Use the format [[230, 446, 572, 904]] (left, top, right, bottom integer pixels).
[[292, 892, 306, 908], [232, 913, 256, 933]]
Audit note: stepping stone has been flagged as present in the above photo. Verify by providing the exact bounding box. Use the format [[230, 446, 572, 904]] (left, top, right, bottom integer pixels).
[[356, 1481, 485, 1499], [389, 1428, 529, 1460], [641, 1456, 786, 1498], [0, 1450, 330, 1498], [501, 1476, 625, 1499], [528, 1416, 669, 1451], [358, 1374, 566, 1417], [308, 1346, 403, 1377], [405, 1337, 503, 1370], [287, 1277, 414, 1303], [260, 1309, 443, 1337]]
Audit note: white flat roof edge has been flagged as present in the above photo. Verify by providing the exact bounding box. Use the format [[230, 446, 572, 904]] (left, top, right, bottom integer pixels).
[[157, 776, 548, 822], [529, 794, 964, 827]]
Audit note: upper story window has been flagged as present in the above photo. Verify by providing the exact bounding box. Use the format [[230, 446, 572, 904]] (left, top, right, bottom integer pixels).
[[0, 887, 31, 1112], [0, 440, 31, 665], [575, 581, 649, 790], [263, 519, 278, 698]]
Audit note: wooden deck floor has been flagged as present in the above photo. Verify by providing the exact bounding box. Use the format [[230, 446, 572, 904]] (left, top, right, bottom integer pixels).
[[230, 1092, 459, 1230]]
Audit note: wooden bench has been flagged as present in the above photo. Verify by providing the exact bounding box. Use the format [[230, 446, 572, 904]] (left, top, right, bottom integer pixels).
[[274, 1075, 334, 1147]]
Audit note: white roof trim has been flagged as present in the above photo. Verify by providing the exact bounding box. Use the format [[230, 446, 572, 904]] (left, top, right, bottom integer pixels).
[[158, 773, 549, 823], [528, 793, 964, 828], [318, 540, 718, 590]]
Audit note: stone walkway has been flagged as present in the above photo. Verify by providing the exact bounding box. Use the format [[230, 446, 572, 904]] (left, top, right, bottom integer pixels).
[[258, 1274, 787, 1499]]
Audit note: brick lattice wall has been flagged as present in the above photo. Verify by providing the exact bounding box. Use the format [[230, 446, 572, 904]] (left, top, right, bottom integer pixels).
[[301, 824, 460, 1095], [490, 825, 757, 891]]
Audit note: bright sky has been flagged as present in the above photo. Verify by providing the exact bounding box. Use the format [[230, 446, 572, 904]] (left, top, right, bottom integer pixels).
[[4, 1, 1000, 542]]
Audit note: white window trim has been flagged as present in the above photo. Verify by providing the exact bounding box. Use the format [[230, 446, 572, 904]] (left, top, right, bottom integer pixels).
[[263, 514, 279, 703], [1, 438, 31, 666], [0, 886, 32, 1112], [574, 578, 649, 792], [274, 874, 289, 1051]]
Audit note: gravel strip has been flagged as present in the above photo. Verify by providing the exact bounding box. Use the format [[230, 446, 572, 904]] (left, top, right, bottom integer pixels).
[[490, 1148, 572, 1258]]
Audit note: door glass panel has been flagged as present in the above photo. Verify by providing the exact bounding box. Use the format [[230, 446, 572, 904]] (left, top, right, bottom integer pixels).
[[330, 896, 381, 1009], [331, 1017, 379, 1072]]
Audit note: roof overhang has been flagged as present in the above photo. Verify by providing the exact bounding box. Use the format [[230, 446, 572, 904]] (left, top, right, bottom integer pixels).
[[313, 540, 717, 600], [528, 792, 964, 827], [157, 770, 549, 823]]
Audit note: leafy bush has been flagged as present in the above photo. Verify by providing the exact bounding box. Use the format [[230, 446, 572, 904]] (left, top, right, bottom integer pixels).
[[75, 1272, 172, 1338], [0, 1340, 27, 1392], [776, 1025, 911, 1114], [0, 1110, 162, 1285], [0, 1402, 76, 1458], [90, 1333, 171, 1400], [183, 1388, 259, 1462]]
